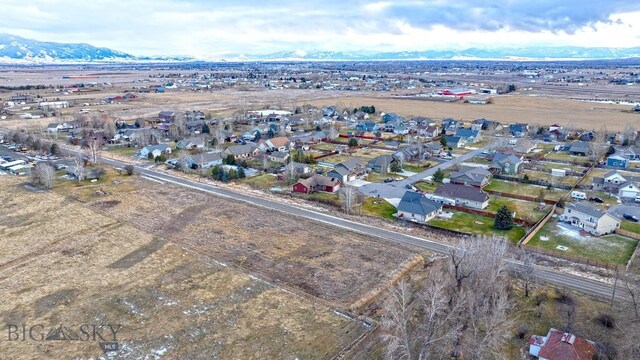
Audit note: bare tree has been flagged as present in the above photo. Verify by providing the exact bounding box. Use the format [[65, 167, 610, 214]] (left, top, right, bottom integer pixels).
[[588, 126, 608, 162], [32, 162, 55, 189], [516, 249, 538, 297], [339, 184, 362, 214], [622, 123, 636, 145], [283, 158, 297, 184], [615, 273, 640, 358], [176, 150, 190, 171], [85, 137, 103, 164], [72, 154, 85, 183], [381, 237, 514, 360]]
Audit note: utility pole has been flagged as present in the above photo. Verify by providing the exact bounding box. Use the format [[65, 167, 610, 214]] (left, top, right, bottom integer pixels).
[[610, 267, 619, 307]]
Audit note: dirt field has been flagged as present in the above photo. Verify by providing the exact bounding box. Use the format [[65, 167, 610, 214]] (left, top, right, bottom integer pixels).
[[0, 174, 415, 358], [0, 172, 418, 358], [306, 95, 640, 131]]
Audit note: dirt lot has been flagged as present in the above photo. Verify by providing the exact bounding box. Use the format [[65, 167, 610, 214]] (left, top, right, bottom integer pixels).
[[0, 174, 419, 358]]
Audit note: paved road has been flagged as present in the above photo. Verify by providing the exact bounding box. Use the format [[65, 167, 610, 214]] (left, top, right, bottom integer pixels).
[[359, 138, 506, 199], [95, 155, 626, 301], [0, 133, 627, 302]]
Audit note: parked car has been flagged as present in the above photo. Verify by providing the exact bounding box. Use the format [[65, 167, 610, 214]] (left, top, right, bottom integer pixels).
[[623, 213, 639, 222], [589, 197, 604, 203], [405, 184, 413, 189], [383, 178, 393, 183]]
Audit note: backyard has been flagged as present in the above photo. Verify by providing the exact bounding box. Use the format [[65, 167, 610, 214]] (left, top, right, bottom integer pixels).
[[428, 211, 526, 243], [527, 219, 639, 265], [484, 179, 568, 201]]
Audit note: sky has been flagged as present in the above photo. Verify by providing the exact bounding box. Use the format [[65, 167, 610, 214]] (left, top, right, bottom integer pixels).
[[1, 0, 640, 57]]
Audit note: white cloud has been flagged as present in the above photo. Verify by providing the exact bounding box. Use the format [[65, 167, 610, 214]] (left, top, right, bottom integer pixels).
[[0, 1, 638, 56]]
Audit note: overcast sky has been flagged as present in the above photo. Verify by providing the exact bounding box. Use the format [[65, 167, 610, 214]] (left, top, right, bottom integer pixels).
[[1, 1, 640, 56]]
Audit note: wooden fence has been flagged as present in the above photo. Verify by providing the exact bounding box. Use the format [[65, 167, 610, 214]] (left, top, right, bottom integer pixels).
[[484, 189, 557, 205], [442, 204, 535, 226], [519, 205, 557, 245], [615, 228, 640, 241]]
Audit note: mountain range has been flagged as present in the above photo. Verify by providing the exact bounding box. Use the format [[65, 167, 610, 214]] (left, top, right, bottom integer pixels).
[[1, 33, 640, 63]]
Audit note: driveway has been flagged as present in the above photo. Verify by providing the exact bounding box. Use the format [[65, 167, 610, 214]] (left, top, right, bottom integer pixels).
[[608, 204, 640, 219]]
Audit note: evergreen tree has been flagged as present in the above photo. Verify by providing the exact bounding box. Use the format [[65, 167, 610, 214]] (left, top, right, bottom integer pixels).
[[224, 154, 236, 165], [202, 124, 210, 134], [237, 167, 246, 179], [440, 136, 447, 147], [50, 143, 60, 156], [494, 205, 514, 230], [390, 161, 402, 173], [348, 138, 358, 148], [433, 168, 445, 184]]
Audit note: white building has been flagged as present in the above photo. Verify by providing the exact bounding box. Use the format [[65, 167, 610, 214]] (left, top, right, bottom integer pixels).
[[560, 203, 620, 236]]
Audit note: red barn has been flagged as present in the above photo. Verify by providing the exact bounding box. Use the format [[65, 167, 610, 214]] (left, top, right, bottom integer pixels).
[[293, 175, 341, 194], [439, 88, 473, 96]]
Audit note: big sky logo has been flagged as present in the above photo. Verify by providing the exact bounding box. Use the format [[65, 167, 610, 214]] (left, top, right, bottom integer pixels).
[[4, 324, 122, 354]]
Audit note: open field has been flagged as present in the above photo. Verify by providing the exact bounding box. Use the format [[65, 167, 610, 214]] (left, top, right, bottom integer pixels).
[[528, 219, 638, 265], [51, 173, 417, 307], [0, 175, 368, 359], [307, 95, 640, 131]]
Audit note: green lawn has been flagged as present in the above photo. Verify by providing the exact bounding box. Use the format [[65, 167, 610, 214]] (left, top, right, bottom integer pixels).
[[365, 172, 406, 183], [528, 219, 639, 265], [487, 197, 551, 222], [361, 197, 396, 220], [523, 170, 581, 187], [414, 181, 437, 193], [311, 143, 338, 152], [621, 220, 640, 234], [484, 180, 568, 201], [428, 211, 526, 243], [239, 173, 280, 189], [544, 151, 584, 162], [307, 191, 340, 206], [105, 146, 138, 157]]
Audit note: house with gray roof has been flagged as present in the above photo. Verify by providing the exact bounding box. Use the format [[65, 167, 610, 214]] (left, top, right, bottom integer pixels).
[[397, 191, 443, 223], [491, 153, 523, 174], [138, 144, 172, 159], [367, 155, 399, 174], [187, 152, 223, 169], [560, 203, 620, 236], [222, 144, 260, 159], [568, 141, 590, 156], [176, 137, 206, 150], [455, 129, 481, 143], [450, 167, 492, 187], [434, 184, 490, 210]]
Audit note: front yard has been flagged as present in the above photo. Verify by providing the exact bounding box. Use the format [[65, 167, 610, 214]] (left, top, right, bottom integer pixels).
[[361, 197, 396, 220], [428, 211, 526, 243], [527, 219, 639, 265]]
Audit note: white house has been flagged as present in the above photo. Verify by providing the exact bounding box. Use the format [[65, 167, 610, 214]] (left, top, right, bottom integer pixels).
[[138, 144, 172, 159], [560, 203, 620, 236], [397, 191, 443, 223]]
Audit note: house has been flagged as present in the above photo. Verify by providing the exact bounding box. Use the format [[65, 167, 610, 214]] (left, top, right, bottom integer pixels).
[[418, 125, 439, 138], [367, 155, 398, 174], [449, 167, 492, 187], [606, 153, 628, 169], [618, 146, 640, 160], [187, 152, 223, 169], [47, 123, 64, 133], [529, 328, 596, 360], [290, 162, 311, 175], [434, 184, 490, 210], [258, 137, 294, 153], [355, 120, 379, 133], [424, 142, 443, 156], [176, 137, 205, 150], [491, 153, 523, 175], [443, 136, 465, 148], [508, 123, 529, 137], [158, 111, 175, 122], [269, 151, 290, 163], [455, 129, 481, 143], [513, 139, 537, 154], [397, 191, 443, 222], [293, 175, 341, 194], [591, 170, 640, 198], [328, 158, 367, 183], [568, 141, 590, 156], [441, 118, 462, 135], [560, 203, 620, 236], [138, 144, 172, 159], [222, 144, 260, 159], [472, 118, 502, 131]]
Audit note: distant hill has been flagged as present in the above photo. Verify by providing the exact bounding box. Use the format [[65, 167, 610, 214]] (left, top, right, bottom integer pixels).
[[0, 33, 134, 62], [1, 33, 640, 63]]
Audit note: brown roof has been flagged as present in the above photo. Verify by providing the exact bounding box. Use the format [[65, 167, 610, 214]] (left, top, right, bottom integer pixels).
[[268, 136, 292, 148], [537, 329, 596, 360], [297, 175, 340, 188]]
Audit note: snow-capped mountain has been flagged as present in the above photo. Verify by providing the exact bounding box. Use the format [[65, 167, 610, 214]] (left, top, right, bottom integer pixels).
[[1, 33, 640, 63], [0, 33, 134, 62]]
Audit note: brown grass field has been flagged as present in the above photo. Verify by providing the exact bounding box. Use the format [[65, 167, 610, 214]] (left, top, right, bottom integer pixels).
[[0, 173, 419, 358]]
